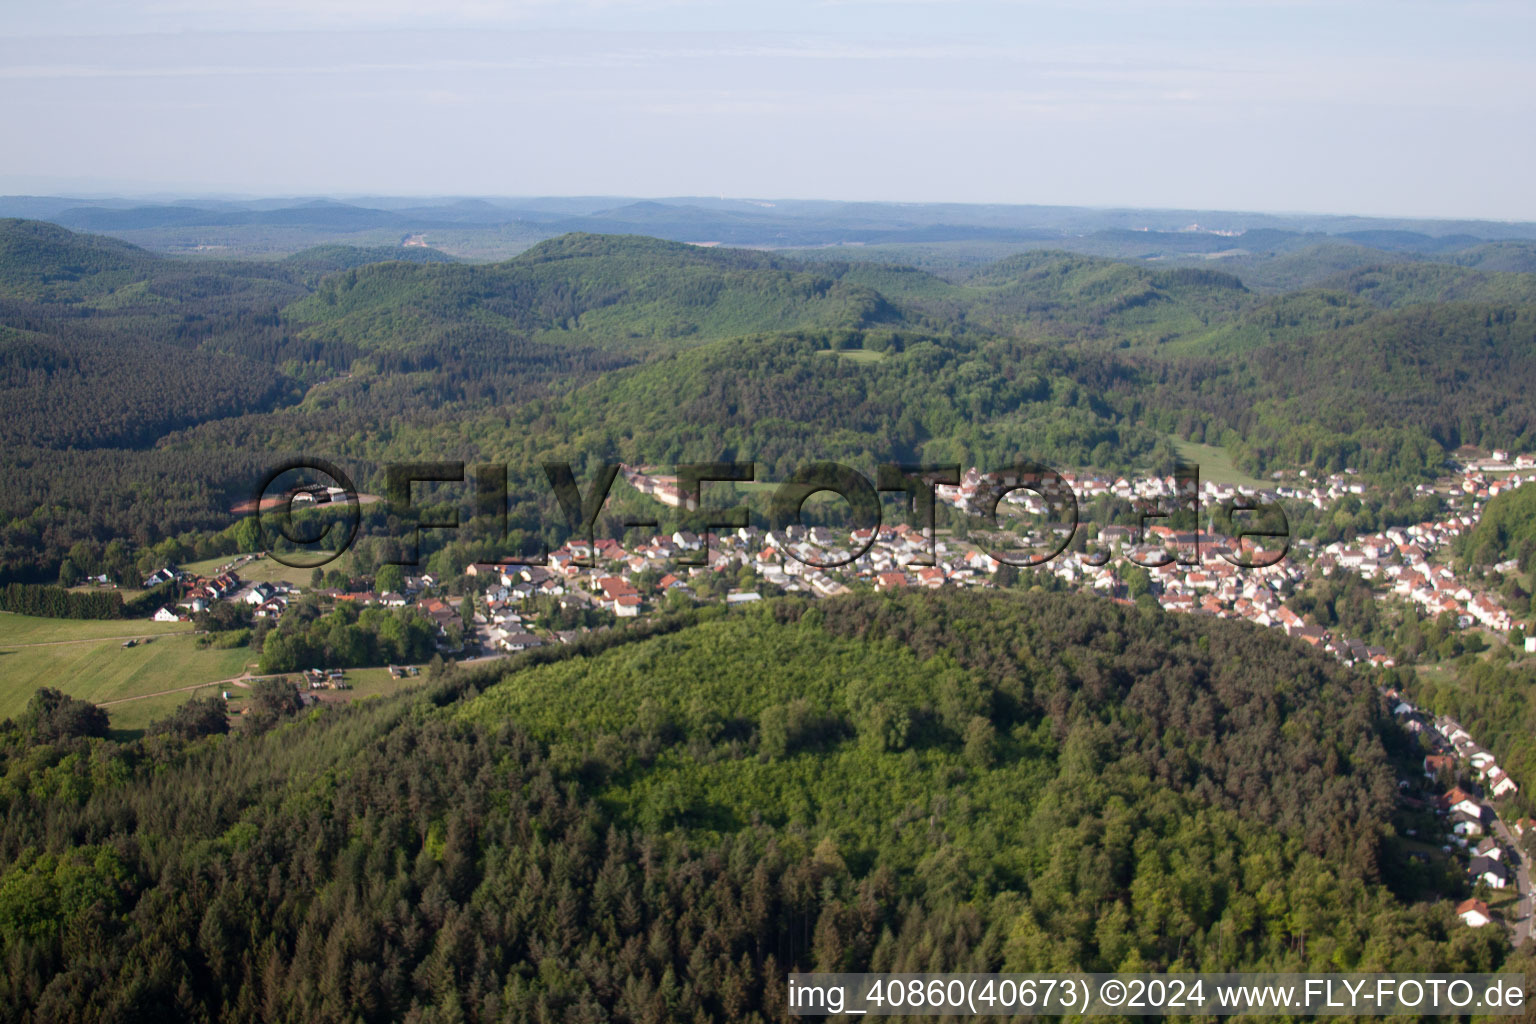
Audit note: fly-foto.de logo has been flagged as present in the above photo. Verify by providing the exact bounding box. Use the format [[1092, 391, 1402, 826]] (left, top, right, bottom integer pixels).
[[250, 459, 1291, 571]]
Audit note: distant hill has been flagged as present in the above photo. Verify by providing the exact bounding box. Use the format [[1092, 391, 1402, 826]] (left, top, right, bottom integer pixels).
[[49, 200, 424, 233], [286, 233, 905, 353], [1313, 263, 1536, 308], [1215, 242, 1416, 292], [0, 220, 302, 453], [7, 221, 1536, 582], [0, 217, 155, 300], [951, 250, 1253, 343], [1337, 230, 1486, 253], [281, 243, 457, 274], [10, 194, 1536, 265], [1453, 241, 1536, 274]]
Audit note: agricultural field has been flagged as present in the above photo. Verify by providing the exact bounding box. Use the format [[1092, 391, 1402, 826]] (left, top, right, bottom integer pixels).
[[0, 613, 188, 646], [0, 616, 252, 722]]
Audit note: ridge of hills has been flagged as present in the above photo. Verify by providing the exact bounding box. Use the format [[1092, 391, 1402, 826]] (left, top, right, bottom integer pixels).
[[2, 218, 1536, 579]]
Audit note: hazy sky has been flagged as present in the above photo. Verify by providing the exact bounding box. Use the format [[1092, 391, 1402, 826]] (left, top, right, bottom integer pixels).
[[2, 0, 1533, 219]]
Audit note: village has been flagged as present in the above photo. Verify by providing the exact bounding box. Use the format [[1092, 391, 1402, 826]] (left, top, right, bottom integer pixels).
[[143, 453, 1536, 678], [130, 451, 1536, 939]]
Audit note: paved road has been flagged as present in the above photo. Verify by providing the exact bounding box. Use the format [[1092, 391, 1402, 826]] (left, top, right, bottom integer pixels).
[[1489, 811, 1532, 947]]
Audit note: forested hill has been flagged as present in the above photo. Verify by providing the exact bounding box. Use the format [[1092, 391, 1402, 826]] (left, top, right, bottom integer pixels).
[[0, 219, 154, 301], [0, 591, 1505, 1020], [1457, 483, 1536, 570], [280, 243, 457, 274], [286, 233, 910, 354], [5, 219, 1536, 581]]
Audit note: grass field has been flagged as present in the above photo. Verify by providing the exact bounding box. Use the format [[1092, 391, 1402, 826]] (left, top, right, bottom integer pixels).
[[331, 666, 427, 699], [0, 613, 187, 646], [102, 680, 245, 734], [98, 667, 427, 735], [0, 614, 430, 736], [817, 347, 886, 363], [0, 617, 252, 722], [180, 552, 330, 588], [1169, 437, 1270, 490], [1415, 662, 1461, 686]]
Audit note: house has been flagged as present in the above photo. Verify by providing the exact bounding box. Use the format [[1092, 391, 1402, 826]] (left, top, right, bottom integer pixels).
[[876, 571, 907, 591], [1469, 855, 1510, 889], [1450, 809, 1486, 837], [1489, 768, 1519, 798], [1456, 898, 1492, 928], [1423, 754, 1457, 778], [254, 599, 286, 619], [916, 567, 946, 588], [596, 576, 638, 601], [152, 606, 180, 622], [142, 567, 178, 588], [1294, 625, 1328, 646], [243, 582, 276, 605], [1474, 837, 1503, 861], [614, 595, 642, 618], [1439, 787, 1481, 817]]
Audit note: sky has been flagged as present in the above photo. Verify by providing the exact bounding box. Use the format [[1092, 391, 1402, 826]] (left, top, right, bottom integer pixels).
[[1, 0, 1534, 220]]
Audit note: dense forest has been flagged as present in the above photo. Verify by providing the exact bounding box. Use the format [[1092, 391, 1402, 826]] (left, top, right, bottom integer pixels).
[[4, 220, 1536, 583], [1458, 484, 1536, 571], [0, 591, 1511, 1021]]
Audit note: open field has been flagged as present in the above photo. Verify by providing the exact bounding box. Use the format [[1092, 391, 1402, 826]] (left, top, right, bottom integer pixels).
[[0, 613, 188, 646], [0, 614, 431, 729], [1168, 437, 1270, 490], [0, 622, 252, 721], [102, 681, 244, 735], [816, 347, 887, 363], [1415, 662, 1461, 686], [322, 666, 428, 700], [101, 667, 428, 734], [181, 552, 332, 588]]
